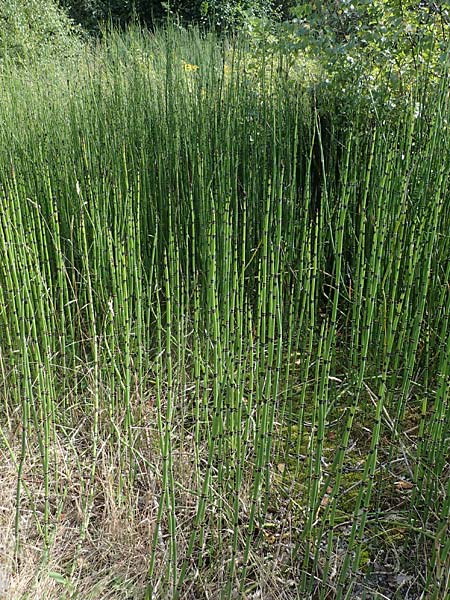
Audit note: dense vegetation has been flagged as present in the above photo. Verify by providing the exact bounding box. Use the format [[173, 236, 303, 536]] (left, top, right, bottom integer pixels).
[[57, 0, 290, 31], [0, 2, 449, 599]]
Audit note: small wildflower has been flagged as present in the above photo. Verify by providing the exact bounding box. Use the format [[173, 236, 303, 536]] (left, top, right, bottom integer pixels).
[[182, 60, 199, 72]]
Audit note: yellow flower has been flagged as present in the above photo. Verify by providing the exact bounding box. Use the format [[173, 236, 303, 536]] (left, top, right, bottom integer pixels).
[[182, 60, 199, 73]]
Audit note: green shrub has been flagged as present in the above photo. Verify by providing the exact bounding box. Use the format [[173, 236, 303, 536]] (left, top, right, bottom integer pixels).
[[240, 1, 450, 119], [288, 1, 450, 89], [0, 0, 81, 66]]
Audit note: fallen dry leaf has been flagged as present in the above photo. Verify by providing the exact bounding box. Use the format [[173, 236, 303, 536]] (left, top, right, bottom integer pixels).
[[394, 480, 414, 491], [320, 486, 333, 507]]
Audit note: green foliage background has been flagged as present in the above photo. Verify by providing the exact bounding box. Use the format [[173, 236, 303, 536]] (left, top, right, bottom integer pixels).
[[57, 0, 291, 31], [0, 0, 80, 65], [2, 0, 449, 80]]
